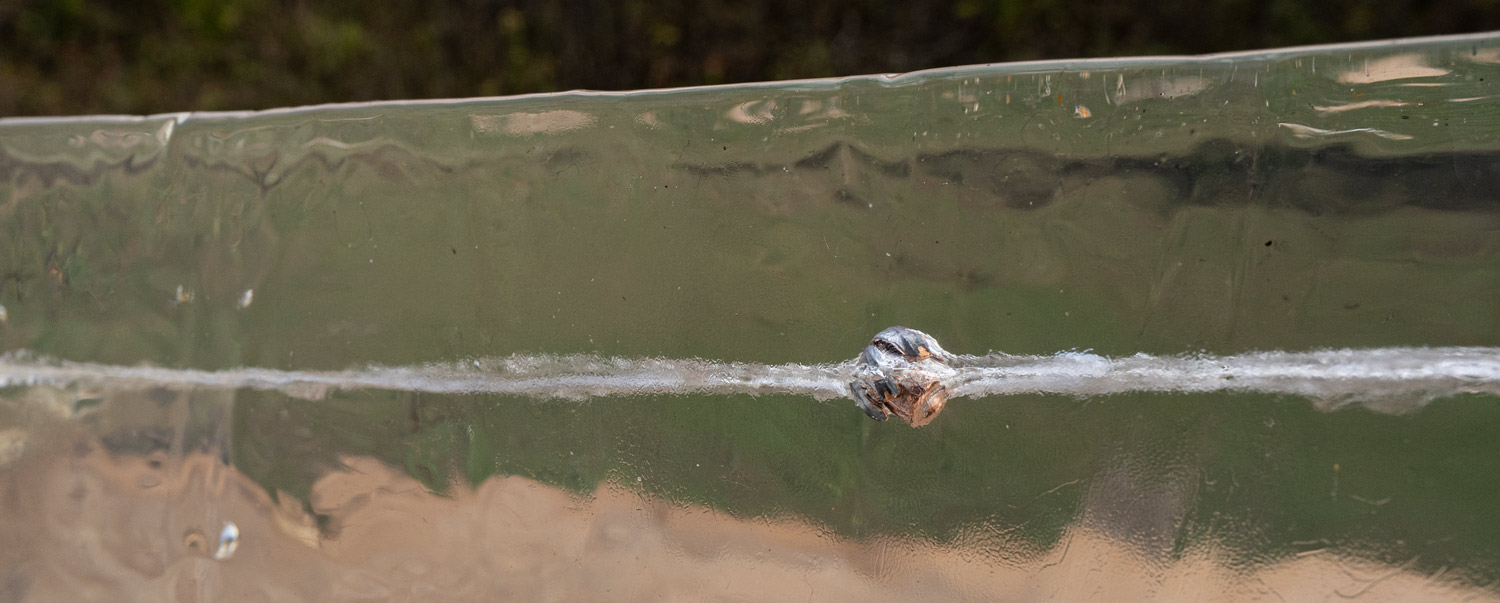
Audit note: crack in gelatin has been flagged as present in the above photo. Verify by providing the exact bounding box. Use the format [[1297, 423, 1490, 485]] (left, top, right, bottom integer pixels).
[[3, 327, 1500, 427]]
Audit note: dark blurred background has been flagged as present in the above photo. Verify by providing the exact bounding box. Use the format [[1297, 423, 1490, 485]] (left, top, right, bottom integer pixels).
[[3, 0, 1499, 116]]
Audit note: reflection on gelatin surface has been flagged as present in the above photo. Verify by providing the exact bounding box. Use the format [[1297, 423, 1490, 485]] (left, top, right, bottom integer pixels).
[[4, 33, 1500, 601]]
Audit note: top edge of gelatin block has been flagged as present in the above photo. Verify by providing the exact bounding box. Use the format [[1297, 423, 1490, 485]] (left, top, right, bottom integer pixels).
[[1, 31, 1496, 125]]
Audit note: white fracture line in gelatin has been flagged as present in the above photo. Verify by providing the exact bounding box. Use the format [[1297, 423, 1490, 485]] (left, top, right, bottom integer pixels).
[[0, 354, 852, 401], [1, 347, 1499, 411], [944, 348, 1500, 409]]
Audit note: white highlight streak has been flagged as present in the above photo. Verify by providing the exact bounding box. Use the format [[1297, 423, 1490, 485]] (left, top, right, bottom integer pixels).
[[947, 348, 1500, 412], [2, 347, 1498, 413], [0, 354, 851, 402]]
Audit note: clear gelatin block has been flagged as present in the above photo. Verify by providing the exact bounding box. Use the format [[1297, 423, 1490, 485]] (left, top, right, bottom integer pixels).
[[3, 33, 1500, 602]]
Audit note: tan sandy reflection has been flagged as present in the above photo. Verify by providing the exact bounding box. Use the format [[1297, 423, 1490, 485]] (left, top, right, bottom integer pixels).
[[1338, 54, 1449, 84], [2, 438, 1496, 602], [470, 110, 596, 136]]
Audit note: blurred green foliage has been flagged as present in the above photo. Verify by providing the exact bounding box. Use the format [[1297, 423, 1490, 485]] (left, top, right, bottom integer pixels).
[[2, 0, 1499, 116]]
